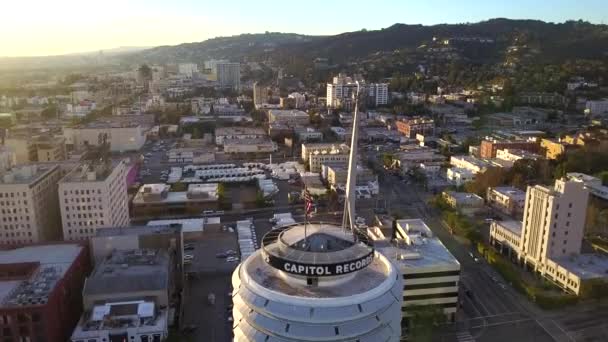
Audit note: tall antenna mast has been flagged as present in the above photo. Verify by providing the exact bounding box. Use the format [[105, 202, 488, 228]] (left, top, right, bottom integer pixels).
[[342, 81, 361, 231]]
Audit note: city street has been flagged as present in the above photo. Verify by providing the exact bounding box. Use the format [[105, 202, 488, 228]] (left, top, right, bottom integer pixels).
[[373, 165, 608, 342]]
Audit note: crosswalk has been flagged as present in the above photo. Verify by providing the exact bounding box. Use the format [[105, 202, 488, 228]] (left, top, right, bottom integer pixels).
[[456, 331, 476, 342]]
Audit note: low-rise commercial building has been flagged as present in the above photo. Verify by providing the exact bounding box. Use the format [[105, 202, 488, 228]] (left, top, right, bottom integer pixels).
[[566, 172, 608, 201], [215, 127, 267, 145], [375, 219, 461, 324], [132, 183, 219, 218], [0, 164, 64, 244], [70, 249, 172, 342], [395, 117, 435, 139], [63, 121, 146, 152], [487, 186, 526, 217], [267, 109, 310, 126], [490, 220, 522, 256], [446, 167, 476, 187], [59, 161, 130, 241], [35, 136, 67, 162], [442, 191, 484, 216], [223, 138, 277, 154], [495, 148, 542, 162], [479, 139, 538, 159], [0, 244, 90, 342]]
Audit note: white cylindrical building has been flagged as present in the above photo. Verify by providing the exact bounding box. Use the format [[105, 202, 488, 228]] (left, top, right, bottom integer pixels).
[[232, 223, 403, 341]]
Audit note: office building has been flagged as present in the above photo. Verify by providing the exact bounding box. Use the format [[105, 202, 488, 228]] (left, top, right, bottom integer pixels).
[[520, 179, 589, 266], [326, 73, 361, 109], [70, 249, 172, 342], [216, 62, 241, 91], [0, 244, 90, 342], [375, 219, 461, 323], [395, 117, 435, 139], [0, 164, 63, 244], [231, 223, 403, 341], [367, 83, 389, 106], [490, 179, 608, 295], [59, 161, 130, 241]]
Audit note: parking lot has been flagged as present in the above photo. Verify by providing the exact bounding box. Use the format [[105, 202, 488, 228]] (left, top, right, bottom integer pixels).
[[181, 224, 238, 342]]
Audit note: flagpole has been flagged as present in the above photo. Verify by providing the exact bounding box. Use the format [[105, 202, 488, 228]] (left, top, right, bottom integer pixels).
[[304, 186, 308, 243]]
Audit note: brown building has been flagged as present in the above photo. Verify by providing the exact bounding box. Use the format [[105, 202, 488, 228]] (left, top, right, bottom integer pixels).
[[479, 139, 538, 159], [0, 243, 90, 342], [395, 117, 435, 138]]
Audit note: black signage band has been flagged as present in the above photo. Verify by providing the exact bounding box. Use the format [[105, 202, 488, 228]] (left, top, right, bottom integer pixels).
[[262, 249, 375, 277]]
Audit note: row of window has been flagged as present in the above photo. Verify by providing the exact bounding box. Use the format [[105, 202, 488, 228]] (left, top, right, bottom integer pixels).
[[403, 281, 457, 290], [403, 291, 459, 301], [0, 202, 28, 209], [402, 270, 460, 279]]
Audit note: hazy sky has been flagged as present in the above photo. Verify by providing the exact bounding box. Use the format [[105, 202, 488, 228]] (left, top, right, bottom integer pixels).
[[1, 0, 606, 57]]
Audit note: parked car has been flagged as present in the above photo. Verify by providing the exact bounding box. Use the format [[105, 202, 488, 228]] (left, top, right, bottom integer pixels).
[[202, 210, 215, 216]]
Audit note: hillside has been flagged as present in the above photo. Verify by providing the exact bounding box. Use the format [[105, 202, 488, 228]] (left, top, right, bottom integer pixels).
[[128, 19, 608, 65]]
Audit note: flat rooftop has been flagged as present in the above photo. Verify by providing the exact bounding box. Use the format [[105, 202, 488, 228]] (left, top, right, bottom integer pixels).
[[269, 109, 309, 117], [148, 218, 207, 233], [60, 161, 120, 183], [551, 254, 608, 280], [376, 237, 461, 270], [0, 244, 83, 307], [215, 126, 266, 135], [0, 164, 58, 185], [491, 186, 526, 198], [84, 249, 169, 296], [494, 220, 523, 237], [94, 225, 182, 237]]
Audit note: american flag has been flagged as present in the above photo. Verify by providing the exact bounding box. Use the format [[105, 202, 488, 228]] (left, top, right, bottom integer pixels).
[[304, 188, 313, 216]]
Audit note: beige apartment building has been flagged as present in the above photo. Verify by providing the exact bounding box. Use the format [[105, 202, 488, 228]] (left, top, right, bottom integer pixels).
[[301, 143, 350, 172], [59, 161, 130, 240], [490, 179, 608, 295], [520, 179, 588, 267], [0, 164, 63, 244]]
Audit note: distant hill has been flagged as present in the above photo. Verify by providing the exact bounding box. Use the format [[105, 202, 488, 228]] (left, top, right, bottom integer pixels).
[[125, 33, 322, 64], [129, 19, 608, 65]]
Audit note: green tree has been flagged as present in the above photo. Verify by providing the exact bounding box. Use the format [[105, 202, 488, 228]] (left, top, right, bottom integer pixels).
[[41, 104, 59, 120], [406, 305, 447, 342]]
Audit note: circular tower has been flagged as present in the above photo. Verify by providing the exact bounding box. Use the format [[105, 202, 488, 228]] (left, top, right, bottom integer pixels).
[[231, 222, 403, 341]]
